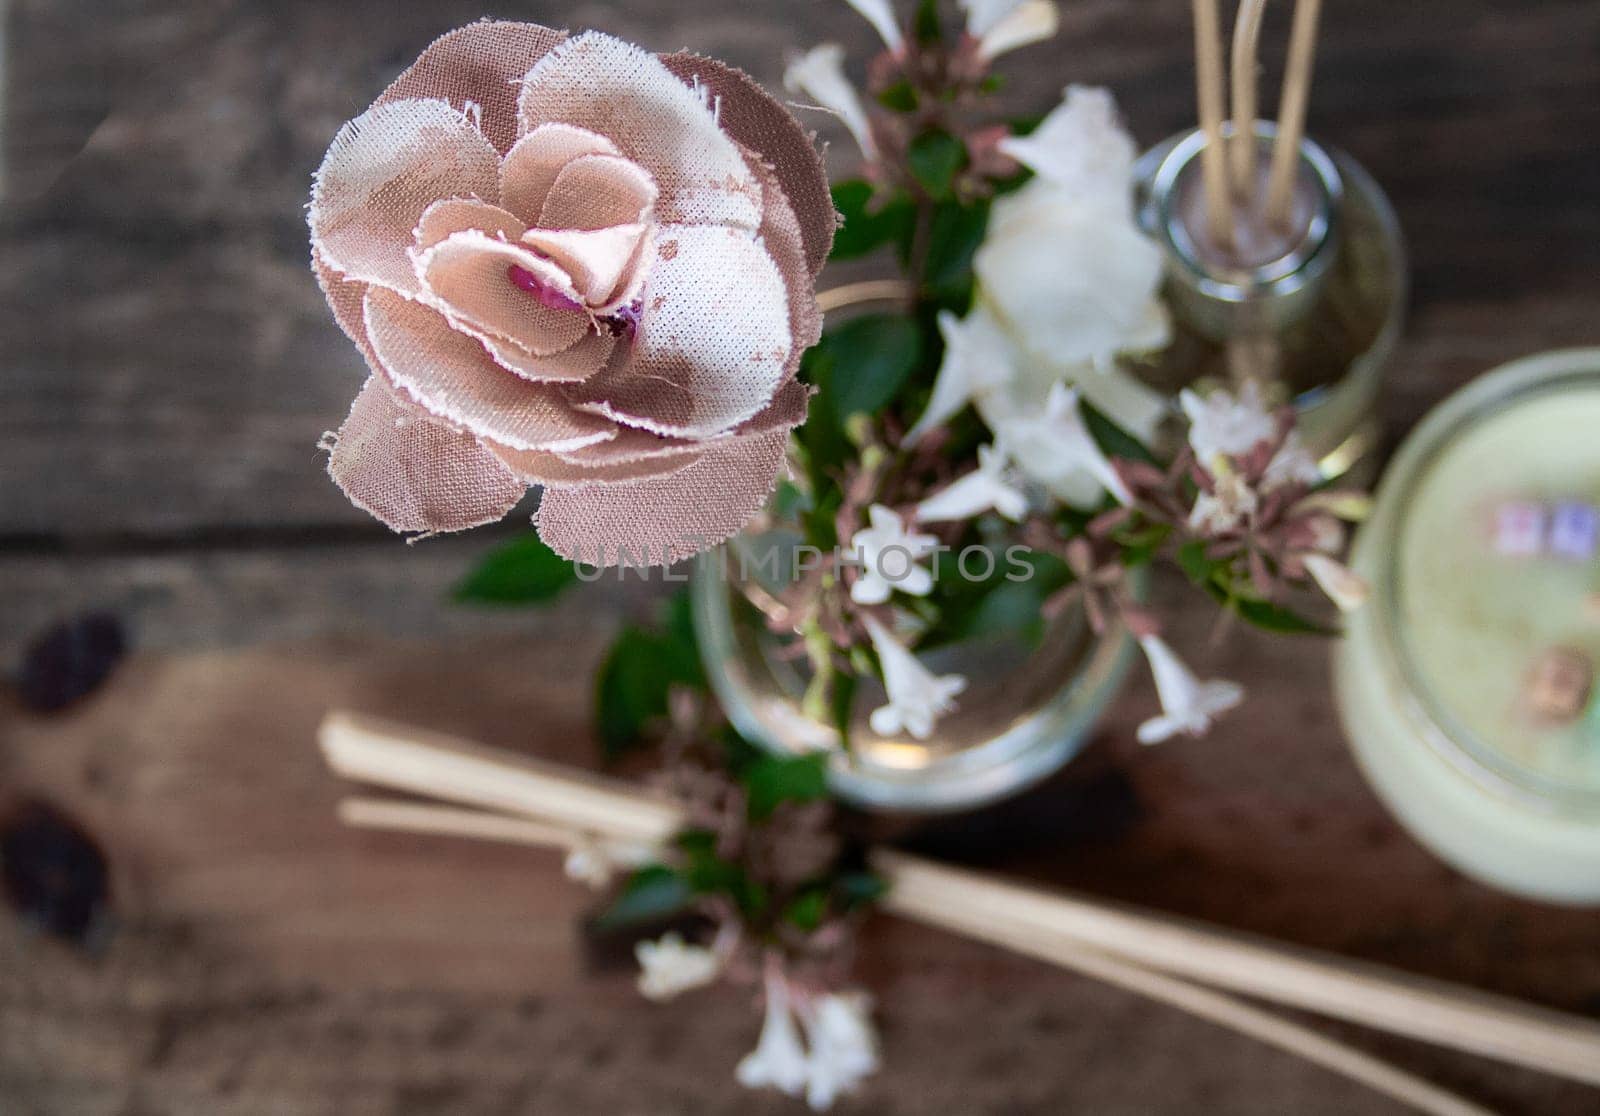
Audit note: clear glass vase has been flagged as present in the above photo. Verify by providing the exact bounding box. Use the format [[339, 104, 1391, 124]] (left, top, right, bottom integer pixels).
[[691, 531, 1140, 813]]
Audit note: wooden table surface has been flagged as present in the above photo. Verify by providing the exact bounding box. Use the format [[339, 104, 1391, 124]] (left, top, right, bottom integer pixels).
[[3, 1, 1600, 1113]]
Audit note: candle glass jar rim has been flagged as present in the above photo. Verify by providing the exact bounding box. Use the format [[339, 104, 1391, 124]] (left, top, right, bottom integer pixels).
[[1362, 348, 1600, 819]]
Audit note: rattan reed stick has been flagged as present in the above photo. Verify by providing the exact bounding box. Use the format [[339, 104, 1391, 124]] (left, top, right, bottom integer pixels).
[[319, 712, 683, 846], [1229, 0, 1269, 199], [332, 793, 1486, 1116], [339, 797, 593, 852], [319, 714, 1600, 1091], [875, 850, 1600, 1087], [1192, 0, 1234, 247], [1266, 0, 1324, 228], [931, 911, 1492, 1116]]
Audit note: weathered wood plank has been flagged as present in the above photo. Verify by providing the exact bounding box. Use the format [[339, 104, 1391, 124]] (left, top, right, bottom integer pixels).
[[1, 1, 1598, 535], [4, 1, 1600, 1110], [0, 531, 643, 660], [1, 596, 1597, 1112]]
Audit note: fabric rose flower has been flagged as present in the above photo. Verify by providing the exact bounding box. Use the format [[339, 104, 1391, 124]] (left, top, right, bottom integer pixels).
[[310, 22, 835, 564]]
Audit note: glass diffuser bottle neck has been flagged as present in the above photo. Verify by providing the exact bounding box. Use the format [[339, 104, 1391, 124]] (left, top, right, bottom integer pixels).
[[1138, 121, 1343, 343]]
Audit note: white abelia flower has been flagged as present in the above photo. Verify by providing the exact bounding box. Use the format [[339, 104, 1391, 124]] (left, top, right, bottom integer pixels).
[[785, 45, 877, 159], [635, 932, 722, 1002], [915, 443, 1028, 523], [863, 615, 967, 740], [738, 968, 811, 1099], [1135, 635, 1244, 745], [997, 85, 1137, 208], [1180, 382, 1277, 469], [970, 0, 1059, 60], [959, 0, 1025, 37], [978, 90, 1165, 376], [1187, 467, 1259, 535], [562, 842, 614, 888], [563, 837, 656, 889], [992, 383, 1133, 509], [1182, 383, 1324, 489], [799, 991, 881, 1110], [844, 0, 905, 52], [905, 308, 1013, 444], [849, 504, 940, 605], [1302, 553, 1370, 612], [1263, 430, 1323, 490]]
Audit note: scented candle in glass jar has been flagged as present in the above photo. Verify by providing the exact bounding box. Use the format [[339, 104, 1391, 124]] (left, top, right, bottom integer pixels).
[[1335, 349, 1600, 904]]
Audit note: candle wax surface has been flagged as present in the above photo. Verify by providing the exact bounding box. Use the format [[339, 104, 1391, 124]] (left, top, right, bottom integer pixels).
[[1397, 387, 1600, 797]]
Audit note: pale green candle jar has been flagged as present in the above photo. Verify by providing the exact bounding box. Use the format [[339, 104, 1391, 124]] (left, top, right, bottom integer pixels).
[[1334, 349, 1600, 904]]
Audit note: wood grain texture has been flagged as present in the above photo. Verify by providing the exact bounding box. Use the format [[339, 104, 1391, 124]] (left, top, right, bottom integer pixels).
[[3, 0, 1600, 1112], [2, 628, 1597, 1115], [1, 0, 1598, 536]]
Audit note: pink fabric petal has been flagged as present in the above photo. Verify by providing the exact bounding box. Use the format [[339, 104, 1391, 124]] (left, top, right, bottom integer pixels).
[[500, 123, 623, 225], [483, 329, 615, 384], [313, 248, 379, 372], [537, 153, 659, 233], [554, 423, 698, 466], [415, 229, 590, 356], [536, 429, 789, 565], [516, 32, 760, 231], [744, 150, 824, 381], [364, 287, 616, 453], [375, 21, 566, 155], [327, 376, 525, 534], [553, 377, 807, 469], [660, 52, 837, 276], [487, 439, 703, 487], [310, 99, 501, 295], [736, 376, 812, 435], [415, 198, 525, 251], [562, 224, 792, 437], [520, 223, 649, 306]]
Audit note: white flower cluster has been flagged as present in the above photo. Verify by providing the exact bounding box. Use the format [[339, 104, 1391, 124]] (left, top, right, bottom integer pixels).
[[737, 966, 880, 1111], [786, 0, 1063, 152], [909, 85, 1171, 510], [1182, 381, 1370, 613]]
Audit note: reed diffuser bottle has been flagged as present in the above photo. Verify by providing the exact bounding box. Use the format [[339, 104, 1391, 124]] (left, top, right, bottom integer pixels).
[[1132, 0, 1406, 481]]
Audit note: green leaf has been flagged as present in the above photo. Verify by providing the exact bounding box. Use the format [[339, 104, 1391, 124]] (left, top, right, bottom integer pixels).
[[595, 865, 693, 929], [785, 888, 830, 932], [923, 199, 991, 306], [677, 830, 767, 917], [663, 589, 706, 688], [835, 871, 889, 910], [876, 80, 918, 113], [907, 130, 967, 200], [743, 752, 830, 819], [594, 618, 702, 760], [797, 347, 851, 479], [1232, 597, 1340, 636], [1176, 540, 1219, 586], [1079, 398, 1161, 467], [1189, 564, 1340, 636], [830, 671, 857, 752], [453, 534, 577, 605], [815, 314, 923, 419], [961, 581, 1051, 643], [830, 180, 916, 262], [913, 0, 942, 43], [771, 480, 809, 522]]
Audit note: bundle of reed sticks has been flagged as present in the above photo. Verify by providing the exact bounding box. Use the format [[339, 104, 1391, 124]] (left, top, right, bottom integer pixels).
[[1192, 0, 1324, 250], [321, 712, 1600, 1116]]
